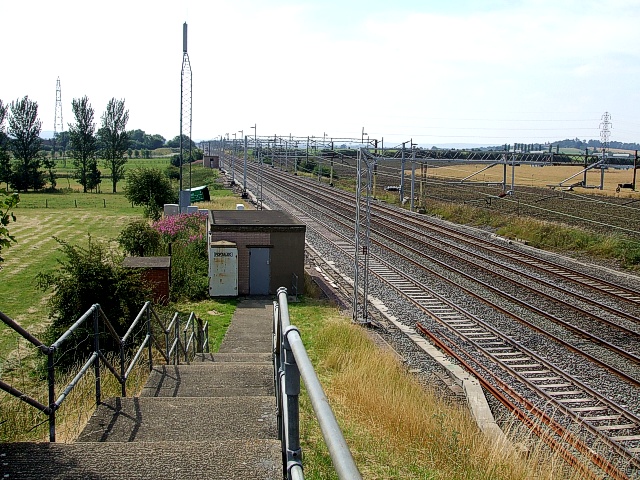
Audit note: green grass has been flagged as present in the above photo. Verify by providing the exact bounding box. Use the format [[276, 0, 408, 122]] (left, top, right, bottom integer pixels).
[[0, 209, 140, 354], [424, 200, 640, 269], [0, 163, 231, 359], [172, 298, 237, 352]]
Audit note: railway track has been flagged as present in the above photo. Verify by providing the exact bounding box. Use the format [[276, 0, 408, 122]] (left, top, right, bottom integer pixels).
[[226, 156, 640, 477]]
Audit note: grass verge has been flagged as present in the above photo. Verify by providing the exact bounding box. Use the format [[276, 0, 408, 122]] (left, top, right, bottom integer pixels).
[[425, 200, 640, 269], [289, 297, 580, 479]]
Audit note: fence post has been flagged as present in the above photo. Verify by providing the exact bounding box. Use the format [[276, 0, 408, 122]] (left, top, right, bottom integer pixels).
[[197, 316, 204, 353], [175, 315, 181, 365], [165, 322, 170, 364], [147, 304, 153, 371], [93, 305, 101, 406], [283, 326, 303, 475], [120, 325, 127, 397], [48, 352, 56, 442]]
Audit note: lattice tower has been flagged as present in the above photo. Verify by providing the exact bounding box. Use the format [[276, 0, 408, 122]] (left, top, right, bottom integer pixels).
[[600, 111, 612, 157], [353, 148, 373, 324], [180, 22, 193, 192], [53, 77, 63, 158]]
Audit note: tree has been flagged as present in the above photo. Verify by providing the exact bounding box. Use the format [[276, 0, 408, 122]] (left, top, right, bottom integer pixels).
[[0, 100, 11, 189], [166, 134, 196, 149], [0, 191, 19, 269], [42, 157, 57, 190], [8, 96, 43, 191], [124, 167, 177, 220], [69, 96, 99, 193], [117, 220, 161, 256], [99, 98, 129, 193], [147, 134, 166, 150]]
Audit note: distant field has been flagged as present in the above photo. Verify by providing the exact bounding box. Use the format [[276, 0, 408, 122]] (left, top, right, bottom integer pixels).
[[53, 157, 171, 179], [427, 163, 639, 198]]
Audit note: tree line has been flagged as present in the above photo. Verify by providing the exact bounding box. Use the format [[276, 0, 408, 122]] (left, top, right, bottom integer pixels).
[[0, 96, 130, 193], [0, 95, 204, 194]]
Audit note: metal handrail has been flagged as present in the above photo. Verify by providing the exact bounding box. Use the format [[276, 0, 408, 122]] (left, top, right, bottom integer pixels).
[[0, 301, 208, 442], [274, 287, 362, 480]]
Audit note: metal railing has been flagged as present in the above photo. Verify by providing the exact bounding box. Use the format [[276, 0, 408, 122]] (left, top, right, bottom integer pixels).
[[273, 287, 361, 480], [0, 301, 207, 442]]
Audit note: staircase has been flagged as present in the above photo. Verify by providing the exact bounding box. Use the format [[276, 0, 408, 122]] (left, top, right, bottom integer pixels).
[[2, 298, 281, 479]]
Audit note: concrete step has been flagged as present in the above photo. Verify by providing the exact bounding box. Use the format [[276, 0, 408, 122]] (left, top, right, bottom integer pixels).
[[141, 364, 274, 398], [77, 396, 277, 442], [1, 440, 282, 479], [193, 352, 272, 363]]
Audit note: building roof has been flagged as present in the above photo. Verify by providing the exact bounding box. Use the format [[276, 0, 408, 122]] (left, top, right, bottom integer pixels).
[[123, 256, 171, 268], [208, 210, 305, 229]]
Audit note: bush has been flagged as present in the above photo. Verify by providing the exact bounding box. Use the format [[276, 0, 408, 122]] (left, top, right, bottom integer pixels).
[[152, 213, 208, 300], [165, 165, 180, 180], [37, 236, 151, 368], [124, 167, 177, 220], [118, 220, 161, 256], [170, 238, 208, 301]]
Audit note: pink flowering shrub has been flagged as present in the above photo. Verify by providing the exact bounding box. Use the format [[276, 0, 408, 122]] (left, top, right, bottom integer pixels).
[[152, 212, 208, 300], [152, 212, 207, 243]]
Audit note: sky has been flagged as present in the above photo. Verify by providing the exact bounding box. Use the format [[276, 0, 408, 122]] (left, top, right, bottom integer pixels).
[[2, 0, 640, 147]]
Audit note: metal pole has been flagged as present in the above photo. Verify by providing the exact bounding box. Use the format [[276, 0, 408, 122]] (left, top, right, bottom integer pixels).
[[48, 352, 56, 442], [400, 143, 405, 204], [282, 327, 302, 475], [93, 306, 101, 406], [244, 135, 248, 193], [634, 150, 638, 190], [231, 135, 235, 183], [584, 149, 588, 186], [503, 155, 508, 193], [147, 305, 153, 371], [511, 153, 515, 193], [330, 141, 334, 186], [120, 322, 127, 396], [410, 149, 415, 212]]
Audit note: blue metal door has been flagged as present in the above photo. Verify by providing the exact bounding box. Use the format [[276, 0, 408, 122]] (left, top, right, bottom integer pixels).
[[249, 248, 270, 295]]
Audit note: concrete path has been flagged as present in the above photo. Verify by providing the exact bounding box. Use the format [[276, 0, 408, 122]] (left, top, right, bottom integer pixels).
[[2, 298, 281, 479]]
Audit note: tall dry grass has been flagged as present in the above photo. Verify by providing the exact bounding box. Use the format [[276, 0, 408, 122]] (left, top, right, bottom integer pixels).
[[1, 354, 149, 443], [292, 306, 587, 479]]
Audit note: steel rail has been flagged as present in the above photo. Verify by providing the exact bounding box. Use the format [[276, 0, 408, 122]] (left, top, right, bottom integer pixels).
[[416, 323, 632, 480], [370, 212, 640, 329], [254, 167, 640, 377], [249, 159, 640, 307]]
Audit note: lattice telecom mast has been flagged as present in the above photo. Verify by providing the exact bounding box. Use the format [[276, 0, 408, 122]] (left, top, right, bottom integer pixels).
[[53, 77, 64, 160], [180, 22, 193, 196], [600, 112, 612, 158], [353, 148, 373, 324]]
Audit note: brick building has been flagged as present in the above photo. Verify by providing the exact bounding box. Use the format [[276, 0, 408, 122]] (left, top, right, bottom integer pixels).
[[207, 210, 306, 296], [122, 256, 171, 304]]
